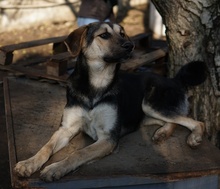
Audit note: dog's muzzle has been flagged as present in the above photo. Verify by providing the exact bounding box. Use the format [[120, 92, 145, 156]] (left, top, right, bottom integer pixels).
[[103, 41, 134, 63], [121, 41, 134, 53]]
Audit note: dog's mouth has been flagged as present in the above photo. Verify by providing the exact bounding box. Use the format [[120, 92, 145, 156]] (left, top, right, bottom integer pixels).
[[103, 51, 133, 63]]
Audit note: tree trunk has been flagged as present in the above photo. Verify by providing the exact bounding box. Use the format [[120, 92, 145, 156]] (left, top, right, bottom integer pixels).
[[151, 0, 220, 147]]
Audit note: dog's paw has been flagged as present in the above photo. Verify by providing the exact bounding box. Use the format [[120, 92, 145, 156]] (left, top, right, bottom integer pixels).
[[152, 129, 168, 143], [40, 162, 67, 182], [187, 122, 205, 147], [187, 133, 203, 147], [14, 159, 38, 177], [152, 123, 176, 143]]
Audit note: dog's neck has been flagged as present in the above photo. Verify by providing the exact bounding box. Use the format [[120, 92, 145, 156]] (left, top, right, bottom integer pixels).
[[71, 55, 120, 95], [88, 60, 118, 89]]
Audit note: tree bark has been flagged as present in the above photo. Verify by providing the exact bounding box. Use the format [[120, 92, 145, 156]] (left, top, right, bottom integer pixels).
[[151, 0, 220, 147]]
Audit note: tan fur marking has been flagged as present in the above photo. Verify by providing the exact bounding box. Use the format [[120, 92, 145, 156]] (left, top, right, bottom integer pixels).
[[40, 139, 116, 181], [142, 103, 204, 147]]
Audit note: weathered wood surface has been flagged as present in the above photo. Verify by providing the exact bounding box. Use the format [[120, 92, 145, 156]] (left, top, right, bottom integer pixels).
[[4, 77, 220, 188]]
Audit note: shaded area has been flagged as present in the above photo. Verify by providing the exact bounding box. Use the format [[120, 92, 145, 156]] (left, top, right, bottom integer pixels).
[[0, 71, 11, 189], [4, 77, 220, 188]]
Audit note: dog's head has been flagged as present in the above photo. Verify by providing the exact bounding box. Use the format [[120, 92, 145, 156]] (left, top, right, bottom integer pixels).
[[64, 22, 134, 64]]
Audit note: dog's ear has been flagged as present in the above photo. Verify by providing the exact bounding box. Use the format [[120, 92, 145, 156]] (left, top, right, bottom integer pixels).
[[64, 26, 87, 57]]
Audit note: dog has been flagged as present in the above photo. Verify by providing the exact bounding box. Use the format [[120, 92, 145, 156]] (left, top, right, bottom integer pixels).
[[14, 22, 207, 182]]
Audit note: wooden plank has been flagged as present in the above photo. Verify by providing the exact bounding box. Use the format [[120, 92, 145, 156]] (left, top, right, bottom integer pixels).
[[3, 77, 18, 187], [9, 64, 69, 82], [0, 50, 13, 65], [47, 59, 67, 76], [4, 77, 220, 188], [50, 51, 70, 60], [0, 36, 66, 52], [121, 48, 168, 71], [46, 52, 74, 76], [0, 36, 66, 65], [12, 52, 71, 67], [0, 64, 69, 82], [0, 52, 71, 81]]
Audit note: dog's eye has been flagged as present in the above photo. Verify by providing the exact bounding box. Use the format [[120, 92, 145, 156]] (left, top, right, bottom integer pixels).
[[99, 32, 111, 39], [120, 32, 125, 38]]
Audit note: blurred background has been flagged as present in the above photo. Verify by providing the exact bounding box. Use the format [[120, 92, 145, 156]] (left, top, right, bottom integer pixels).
[[0, 0, 166, 64]]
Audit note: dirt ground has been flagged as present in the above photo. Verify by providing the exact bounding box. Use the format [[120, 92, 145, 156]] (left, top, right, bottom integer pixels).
[[0, 5, 151, 189]]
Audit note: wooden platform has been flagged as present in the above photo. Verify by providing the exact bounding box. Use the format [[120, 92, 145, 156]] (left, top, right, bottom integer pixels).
[[4, 77, 220, 189]]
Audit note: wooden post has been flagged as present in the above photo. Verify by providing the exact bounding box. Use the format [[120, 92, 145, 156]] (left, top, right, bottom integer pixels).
[[0, 49, 13, 65], [47, 59, 67, 76]]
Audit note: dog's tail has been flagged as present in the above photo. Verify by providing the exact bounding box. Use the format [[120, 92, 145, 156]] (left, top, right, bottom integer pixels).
[[174, 61, 208, 87]]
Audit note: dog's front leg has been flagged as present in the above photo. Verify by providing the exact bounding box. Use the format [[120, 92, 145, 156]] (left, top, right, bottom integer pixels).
[[14, 107, 83, 177], [40, 138, 116, 182], [14, 126, 80, 177]]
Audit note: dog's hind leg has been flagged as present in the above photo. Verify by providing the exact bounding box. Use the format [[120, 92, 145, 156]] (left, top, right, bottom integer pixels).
[[171, 116, 205, 147], [142, 116, 165, 126], [142, 117, 177, 143], [142, 105, 205, 147]]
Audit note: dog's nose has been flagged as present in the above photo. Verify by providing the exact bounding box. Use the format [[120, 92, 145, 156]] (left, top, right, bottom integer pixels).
[[121, 42, 134, 51]]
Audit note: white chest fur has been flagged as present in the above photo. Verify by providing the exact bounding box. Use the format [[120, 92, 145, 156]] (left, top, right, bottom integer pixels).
[[62, 104, 117, 141], [89, 62, 116, 89]]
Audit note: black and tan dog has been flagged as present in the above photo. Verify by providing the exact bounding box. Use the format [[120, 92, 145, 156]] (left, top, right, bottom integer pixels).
[[14, 22, 207, 181]]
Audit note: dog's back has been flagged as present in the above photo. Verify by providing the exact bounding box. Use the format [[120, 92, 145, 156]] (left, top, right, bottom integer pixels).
[[119, 61, 207, 136], [118, 72, 146, 136]]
